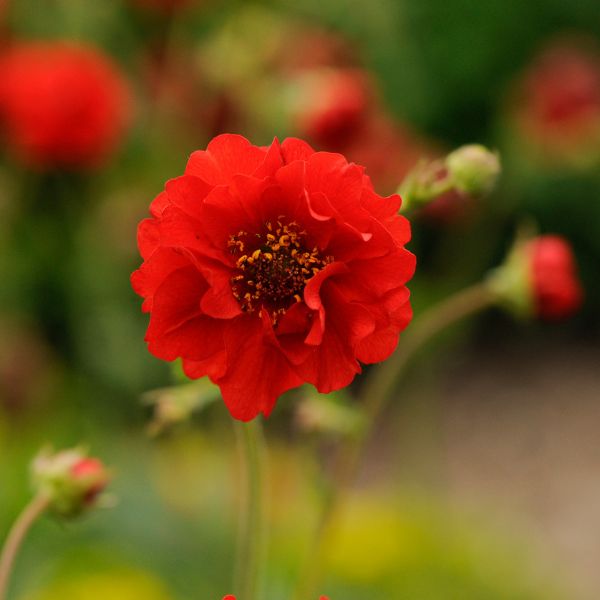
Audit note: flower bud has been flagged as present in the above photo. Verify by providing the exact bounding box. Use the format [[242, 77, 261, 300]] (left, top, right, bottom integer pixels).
[[398, 159, 448, 211], [487, 234, 583, 320], [445, 144, 501, 196], [31, 447, 110, 517], [527, 235, 584, 319], [143, 379, 221, 436]]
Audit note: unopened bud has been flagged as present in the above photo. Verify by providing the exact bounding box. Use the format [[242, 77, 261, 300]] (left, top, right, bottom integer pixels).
[[143, 379, 221, 436], [31, 447, 110, 517], [445, 144, 501, 196], [487, 233, 583, 320]]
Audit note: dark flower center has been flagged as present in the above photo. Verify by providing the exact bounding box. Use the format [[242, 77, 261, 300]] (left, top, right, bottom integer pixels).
[[228, 220, 332, 325]]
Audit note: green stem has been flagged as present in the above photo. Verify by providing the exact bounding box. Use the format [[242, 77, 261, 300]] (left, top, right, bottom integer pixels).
[[0, 494, 50, 600], [293, 282, 494, 600], [234, 419, 267, 600]]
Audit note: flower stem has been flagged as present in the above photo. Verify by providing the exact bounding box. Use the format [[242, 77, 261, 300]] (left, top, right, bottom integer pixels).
[[293, 282, 494, 600], [0, 494, 50, 600], [234, 419, 267, 600], [361, 282, 493, 422]]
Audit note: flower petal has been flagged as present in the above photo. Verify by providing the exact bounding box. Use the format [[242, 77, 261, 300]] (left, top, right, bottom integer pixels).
[[217, 313, 303, 420], [185, 134, 269, 185]]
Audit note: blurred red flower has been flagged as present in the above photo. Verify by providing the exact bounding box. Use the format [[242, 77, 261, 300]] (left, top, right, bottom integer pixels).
[[514, 41, 600, 159], [294, 69, 371, 150], [0, 41, 132, 170], [132, 134, 414, 420], [527, 235, 583, 320]]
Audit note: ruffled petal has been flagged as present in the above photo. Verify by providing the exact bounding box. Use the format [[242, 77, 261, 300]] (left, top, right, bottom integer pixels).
[[217, 313, 303, 420], [145, 267, 225, 362], [150, 191, 169, 218], [281, 137, 315, 163], [185, 134, 269, 185], [164, 175, 213, 219], [137, 218, 160, 260], [130, 247, 190, 312]]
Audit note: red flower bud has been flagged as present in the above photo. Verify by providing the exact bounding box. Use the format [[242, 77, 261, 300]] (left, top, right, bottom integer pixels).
[[0, 41, 132, 170], [527, 235, 583, 320], [32, 447, 111, 517], [488, 233, 583, 321], [70, 457, 110, 505]]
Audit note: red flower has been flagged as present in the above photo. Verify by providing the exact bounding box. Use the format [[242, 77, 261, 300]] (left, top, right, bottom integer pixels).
[[523, 44, 600, 135], [527, 235, 583, 320], [0, 41, 132, 170], [132, 134, 414, 421], [294, 69, 371, 150], [514, 41, 600, 160]]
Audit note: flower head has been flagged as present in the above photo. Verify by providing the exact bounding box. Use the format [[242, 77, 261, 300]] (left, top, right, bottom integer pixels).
[[31, 447, 110, 517], [0, 41, 132, 170], [527, 235, 583, 319], [132, 134, 414, 420], [522, 44, 600, 138], [445, 144, 501, 197], [512, 41, 600, 164], [488, 234, 583, 320], [292, 68, 371, 150]]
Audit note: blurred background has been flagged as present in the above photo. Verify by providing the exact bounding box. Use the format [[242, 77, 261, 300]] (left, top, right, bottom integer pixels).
[[0, 0, 599, 598]]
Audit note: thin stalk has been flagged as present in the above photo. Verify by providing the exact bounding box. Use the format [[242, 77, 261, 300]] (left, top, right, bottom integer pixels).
[[234, 419, 267, 600], [293, 282, 494, 600], [0, 494, 50, 600]]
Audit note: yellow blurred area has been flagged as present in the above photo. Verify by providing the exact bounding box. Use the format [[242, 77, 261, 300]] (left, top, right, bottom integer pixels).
[[20, 569, 173, 600]]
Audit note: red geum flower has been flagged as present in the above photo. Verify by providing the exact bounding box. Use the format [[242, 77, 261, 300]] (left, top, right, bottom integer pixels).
[[0, 41, 132, 170], [132, 134, 414, 421], [527, 235, 583, 320], [514, 41, 600, 158]]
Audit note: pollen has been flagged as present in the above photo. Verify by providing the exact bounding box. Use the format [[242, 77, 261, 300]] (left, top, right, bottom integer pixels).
[[228, 221, 333, 326]]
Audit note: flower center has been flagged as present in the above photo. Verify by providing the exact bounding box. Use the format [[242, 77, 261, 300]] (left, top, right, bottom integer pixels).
[[228, 220, 332, 325]]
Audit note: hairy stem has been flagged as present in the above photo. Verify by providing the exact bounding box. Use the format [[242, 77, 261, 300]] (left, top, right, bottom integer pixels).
[[293, 282, 494, 600], [0, 494, 50, 600], [234, 419, 267, 600]]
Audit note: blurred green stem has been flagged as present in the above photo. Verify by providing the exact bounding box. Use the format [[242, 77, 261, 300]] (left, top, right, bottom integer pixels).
[[293, 282, 494, 600], [234, 419, 267, 600], [0, 494, 49, 600]]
